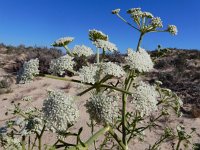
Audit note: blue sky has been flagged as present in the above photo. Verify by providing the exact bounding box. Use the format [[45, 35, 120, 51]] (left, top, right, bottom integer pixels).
[[0, 0, 199, 53]]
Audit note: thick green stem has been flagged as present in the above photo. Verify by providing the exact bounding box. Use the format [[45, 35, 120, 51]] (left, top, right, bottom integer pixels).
[[137, 33, 144, 51], [121, 73, 134, 149], [122, 93, 127, 146], [38, 137, 42, 150], [64, 45, 73, 56], [68, 126, 110, 150], [21, 135, 26, 150]]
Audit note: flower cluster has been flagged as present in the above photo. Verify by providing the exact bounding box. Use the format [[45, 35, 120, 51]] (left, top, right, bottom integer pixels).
[[21, 96, 33, 101], [52, 37, 74, 47], [89, 29, 108, 41], [20, 117, 44, 136], [72, 45, 94, 57], [93, 39, 118, 52], [101, 62, 125, 77], [85, 92, 119, 125], [78, 64, 99, 84], [112, 9, 120, 14], [125, 47, 154, 72], [150, 17, 163, 28], [42, 90, 79, 132], [17, 58, 39, 84], [130, 81, 158, 116], [142, 12, 153, 18], [127, 8, 142, 16], [167, 25, 178, 35], [1, 136, 21, 150], [49, 55, 75, 76]]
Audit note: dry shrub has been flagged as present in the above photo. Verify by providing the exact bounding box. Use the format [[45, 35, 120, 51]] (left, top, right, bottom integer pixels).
[[0, 76, 13, 94]]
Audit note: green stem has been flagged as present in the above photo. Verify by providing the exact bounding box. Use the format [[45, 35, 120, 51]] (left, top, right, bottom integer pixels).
[[38, 125, 46, 150], [97, 48, 100, 64], [68, 126, 110, 150], [122, 93, 127, 146], [28, 136, 31, 150], [109, 128, 127, 150], [101, 49, 106, 63], [44, 74, 92, 86], [116, 14, 140, 31], [121, 74, 132, 149], [64, 45, 73, 56], [176, 140, 182, 150], [100, 84, 132, 95], [21, 135, 26, 150], [137, 33, 144, 51], [38, 137, 42, 150], [150, 136, 168, 150]]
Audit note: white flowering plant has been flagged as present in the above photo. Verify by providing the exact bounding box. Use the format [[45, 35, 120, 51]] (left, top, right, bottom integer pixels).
[[17, 58, 39, 84], [1, 7, 196, 150]]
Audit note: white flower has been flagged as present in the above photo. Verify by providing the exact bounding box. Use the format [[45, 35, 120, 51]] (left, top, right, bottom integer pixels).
[[127, 8, 141, 15], [72, 45, 94, 57], [127, 8, 143, 19], [85, 92, 119, 124], [151, 17, 163, 28], [3, 136, 22, 150], [142, 12, 154, 18], [112, 9, 120, 14], [49, 54, 75, 76], [78, 64, 99, 84], [167, 25, 178, 35], [42, 90, 79, 131], [125, 47, 154, 72], [130, 81, 158, 116], [52, 37, 74, 47], [89, 29, 108, 41], [22, 117, 44, 135], [22, 96, 33, 101], [93, 39, 118, 52], [17, 58, 39, 84], [101, 62, 125, 77]]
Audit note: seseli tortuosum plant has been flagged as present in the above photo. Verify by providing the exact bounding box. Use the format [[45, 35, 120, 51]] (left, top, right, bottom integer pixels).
[[1, 7, 195, 150]]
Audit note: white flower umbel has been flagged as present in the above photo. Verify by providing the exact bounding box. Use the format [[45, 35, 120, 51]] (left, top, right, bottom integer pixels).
[[49, 54, 75, 76], [42, 90, 79, 132], [72, 45, 94, 57], [125, 47, 154, 72], [93, 39, 118, 52], [127, 8, 142, 16], [112, 9, 120, 14], [150, 17, 163, 28], [52, 37, 74, 47], [130, 81, 158, 116], [101, 62, 125, 77], [2, 136, 22, 150], [89, 29, 108, 41], [167, 25, 178, 35], [142, 12, 154, 18], [17, 58, 39, 84], [78, 64, 99, 84], [85, 92, 119, 125]]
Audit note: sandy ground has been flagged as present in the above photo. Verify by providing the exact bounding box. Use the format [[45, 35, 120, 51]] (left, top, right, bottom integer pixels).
[[0, 74, 199, 150]]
